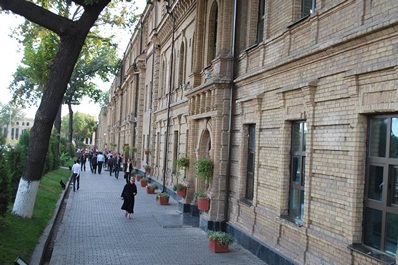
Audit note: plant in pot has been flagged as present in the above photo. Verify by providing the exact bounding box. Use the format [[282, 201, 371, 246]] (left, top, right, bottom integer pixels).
[[146, 183, 158, 194], [130, 170, 137, 181], [144, 148, 151, 155], [194, 191, 210, 211], [207, 230, 234, 253], [156, 192, 170, 205], [173, 183, 186, 197], [143, 164, 151, 174], [131, 147, 137, 166], [194, 157, 214, 187], [172, 157, 190, 196], [135, 172, 141, 181], [140, 176, 148, 187]]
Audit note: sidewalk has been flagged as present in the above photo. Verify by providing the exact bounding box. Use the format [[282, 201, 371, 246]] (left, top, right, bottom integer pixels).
[[48, 167, 265, 265]]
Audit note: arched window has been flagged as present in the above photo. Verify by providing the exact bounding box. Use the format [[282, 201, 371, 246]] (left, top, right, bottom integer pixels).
[[178, 41, 186, 88], [207, 1, 218, 65]]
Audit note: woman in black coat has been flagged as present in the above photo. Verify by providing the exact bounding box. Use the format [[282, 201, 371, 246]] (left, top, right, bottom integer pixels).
[[121, 177, 137, 219]]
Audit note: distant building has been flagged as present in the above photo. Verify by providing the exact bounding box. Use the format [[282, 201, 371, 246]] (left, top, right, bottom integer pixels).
[[3, 118, 34, 145]]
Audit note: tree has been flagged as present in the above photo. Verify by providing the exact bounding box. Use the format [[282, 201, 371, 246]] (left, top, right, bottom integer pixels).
[[61, 112, 96, 148], [9, 13, 120, 144], [0, 0, 138, 218]]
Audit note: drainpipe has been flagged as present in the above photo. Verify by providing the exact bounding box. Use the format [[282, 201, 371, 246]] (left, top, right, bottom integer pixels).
[[148, 47, 155, 166], [224, 0, 238, 223], [162, 5, 175, 192]]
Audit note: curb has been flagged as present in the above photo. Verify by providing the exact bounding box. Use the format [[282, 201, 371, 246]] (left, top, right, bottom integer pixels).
[[30, 176, 71, 265]]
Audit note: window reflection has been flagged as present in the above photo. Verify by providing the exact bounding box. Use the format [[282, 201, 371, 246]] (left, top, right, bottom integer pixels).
[[385, 213, 398, 256], [364, 208, 382, 251], [368, 166, 383, 201], [369, 118, 387, 157], [390, 118, 398, 158]]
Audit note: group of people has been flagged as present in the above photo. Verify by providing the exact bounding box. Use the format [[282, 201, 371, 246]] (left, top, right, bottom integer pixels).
[[71, 150, 139, 220]]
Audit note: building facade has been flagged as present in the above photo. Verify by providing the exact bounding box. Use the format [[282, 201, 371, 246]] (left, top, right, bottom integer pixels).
[[2, 118, 34, 145], [97, 1, 398, 264]]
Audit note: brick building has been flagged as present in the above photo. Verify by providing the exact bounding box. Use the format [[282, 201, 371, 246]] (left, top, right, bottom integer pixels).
[[97, 1, 398, 264]]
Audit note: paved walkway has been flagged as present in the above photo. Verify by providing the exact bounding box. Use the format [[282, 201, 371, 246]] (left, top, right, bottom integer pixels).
[[49, 166, 265, 265]]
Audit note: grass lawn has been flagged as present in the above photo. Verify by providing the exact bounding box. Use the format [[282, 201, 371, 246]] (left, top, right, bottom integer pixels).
[[0, 168, 70, 264]]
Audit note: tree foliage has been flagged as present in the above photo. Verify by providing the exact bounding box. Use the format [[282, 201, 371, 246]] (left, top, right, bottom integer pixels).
[[61, 112, 96, 148], [0, 0, 140, 218]]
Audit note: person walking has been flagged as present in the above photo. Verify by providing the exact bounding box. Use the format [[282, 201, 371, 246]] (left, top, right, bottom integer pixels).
[[71, 159, 81, 192], [108, 155, 114, 176], [91, 153, 98, 174], [124, 158, 133, 184], [88, 151, 93, 172], [80, 153, 87, 171], [114, 153, 121, 179], [97, 152, 105, 174], [120, 177, 137, 219]]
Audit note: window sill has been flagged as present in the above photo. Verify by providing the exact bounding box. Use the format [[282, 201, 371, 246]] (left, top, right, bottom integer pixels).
[[347, 244, 396, 265], [239, 198, 253, 207], [280, 215, 303, 227], [287, 15, 310, 29]]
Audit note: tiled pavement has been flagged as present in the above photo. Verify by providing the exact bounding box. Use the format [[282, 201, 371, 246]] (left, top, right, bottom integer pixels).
[[48, 166, 265, 265]]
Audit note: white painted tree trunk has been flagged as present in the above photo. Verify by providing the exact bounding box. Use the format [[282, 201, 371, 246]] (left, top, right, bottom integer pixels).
[[12, 178, 40, 218]]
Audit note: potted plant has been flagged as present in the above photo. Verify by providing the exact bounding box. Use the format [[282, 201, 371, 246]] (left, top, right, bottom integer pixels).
[[195, 191, 210, 211], [122, 145, 130, 159], [175, 156, 190, 170], [143, 164, 151, 174], [146, 183, 158, 194], [140, 176, 148, 187], [207, 230, 234, 253], [144, 148, 151, 155], [194, 157, 214, 186], [131, 170, 137, 180], [156, 192, 170, 205], [131, 147, 137, 166], [135, 173, 141, 181], [173, 183, 187, 197]]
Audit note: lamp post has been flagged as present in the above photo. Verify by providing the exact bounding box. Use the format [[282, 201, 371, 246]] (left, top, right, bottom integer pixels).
[[162, 4, 175, 192]]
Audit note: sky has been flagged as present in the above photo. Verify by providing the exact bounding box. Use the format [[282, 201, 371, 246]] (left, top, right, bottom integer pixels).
[[0, 2, 146, 120]]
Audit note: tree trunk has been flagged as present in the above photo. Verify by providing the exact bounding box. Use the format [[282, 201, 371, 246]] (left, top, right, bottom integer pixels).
[[6, 0, 111, 218], [54, 105, 62, 166], [12, 178, 40, 218], [68, 103, 74, 143]]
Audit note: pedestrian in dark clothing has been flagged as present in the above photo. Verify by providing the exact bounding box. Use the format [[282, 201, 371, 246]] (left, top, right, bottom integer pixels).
[[108, 155, 114, 176], [124, 158, 133, 184], [121, 177, 137, 219], [80, 153, 87, 171], [88, 152, 93, 172], [91, 153, 98, 174], [114, 153, 121, 179]]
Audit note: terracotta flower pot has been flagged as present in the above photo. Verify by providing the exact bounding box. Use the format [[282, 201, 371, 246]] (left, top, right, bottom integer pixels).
[[140, 179, 148, 187], [158, 196, 169, 205], [146, 186, 155, 194], [136, 175, 141, 181], [197, 197, 210, 211], [208, 240, 229, 253], [176, 186, 187, 197]]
